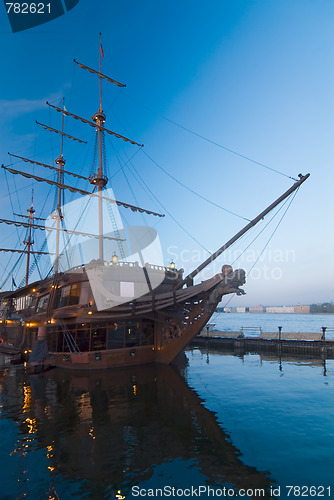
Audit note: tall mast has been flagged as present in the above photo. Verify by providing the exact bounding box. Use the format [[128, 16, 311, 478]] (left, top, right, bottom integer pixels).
[[23, 192, 35, 286], [54, 97, 66, 274], [89, 33, 108, 261], [1, 194, 48, 287], [99, 32, 103, 112]]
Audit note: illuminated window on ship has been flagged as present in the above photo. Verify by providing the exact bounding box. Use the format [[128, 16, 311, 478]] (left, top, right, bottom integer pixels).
[[36, 294, 49, 313], [47, 319, 155, 352], [56, 283, 82, 308]]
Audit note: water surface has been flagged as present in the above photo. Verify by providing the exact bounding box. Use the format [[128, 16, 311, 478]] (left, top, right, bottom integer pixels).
[[186, 347, 334, 492], [0, 345, 333, 499], [211, 312, 334, 338]]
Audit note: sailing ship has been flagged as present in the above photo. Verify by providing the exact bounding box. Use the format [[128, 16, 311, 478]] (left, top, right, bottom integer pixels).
[[0, 39, 309, 370]]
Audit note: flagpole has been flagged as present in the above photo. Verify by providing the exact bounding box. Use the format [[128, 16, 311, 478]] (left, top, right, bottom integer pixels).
[[99, 32, 103, 112]]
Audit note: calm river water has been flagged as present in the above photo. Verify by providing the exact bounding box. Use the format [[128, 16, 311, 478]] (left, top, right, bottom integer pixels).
[[0, 314, 333, 499], [210, 312, 334, 338]]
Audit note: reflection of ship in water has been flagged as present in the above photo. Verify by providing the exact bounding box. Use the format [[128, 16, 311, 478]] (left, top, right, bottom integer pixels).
[[0, 359, 272, 498]]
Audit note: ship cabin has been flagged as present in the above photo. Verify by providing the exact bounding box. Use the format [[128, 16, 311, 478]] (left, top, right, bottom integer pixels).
[[0, 261, 182, 355]]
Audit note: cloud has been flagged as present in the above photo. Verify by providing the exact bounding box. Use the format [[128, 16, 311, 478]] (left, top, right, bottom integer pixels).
[[0, 93, 62, 117], [0, 98, 46, 116]]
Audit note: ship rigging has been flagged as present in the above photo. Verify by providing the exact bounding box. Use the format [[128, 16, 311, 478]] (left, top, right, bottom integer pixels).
[[0, 36, 309, 370]]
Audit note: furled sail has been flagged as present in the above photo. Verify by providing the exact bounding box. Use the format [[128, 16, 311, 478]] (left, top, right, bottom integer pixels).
[[46, 102, 143, 147], [74, 59, 126, 87], [0, 248, 52, 255], [8, 154, 90, 181], [35, 122, 87, 144], [2, 165, 164, 218], [14, 212, 46, 221], [0, 217, 124, 241]]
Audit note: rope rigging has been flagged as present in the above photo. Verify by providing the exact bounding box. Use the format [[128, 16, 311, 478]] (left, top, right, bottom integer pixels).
[[107, 103, 251, 221], [217, 188, 301, 310], [90, 131, 99, 177], [125, 94, 297, 181], [141, 149, 251, 221], [17, 236, 50, 289], [229, 191, 297, 270], [0, 252, 25, 290], [107, 137, 147, 218], [125, 159, 211, 254], [0, 169, 26, 285], [244, 189, 300, 275], [104, 128, 214, 254], [0, 55, 307, 294], [158, 115, 297, 181]]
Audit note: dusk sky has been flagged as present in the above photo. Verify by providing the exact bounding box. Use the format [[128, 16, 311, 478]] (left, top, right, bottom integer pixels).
[[0, 0, 333, 306]]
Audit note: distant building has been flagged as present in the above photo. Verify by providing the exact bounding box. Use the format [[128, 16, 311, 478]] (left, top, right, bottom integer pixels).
[[236, 307, 246, 313], [293, 305, 310, 314], [249, 305, 265, 313], [219, 304, 311, 314], [265, 306, 294, 314]]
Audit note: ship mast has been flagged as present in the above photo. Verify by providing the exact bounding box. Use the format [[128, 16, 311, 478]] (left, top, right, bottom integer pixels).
[[35, 96, 116, 273], [0, 191, 51, 288], [54, 97, 65, 274], [23, 192, 35, 286], [0, 42, 152, 289], [89, 33, 108, 261]]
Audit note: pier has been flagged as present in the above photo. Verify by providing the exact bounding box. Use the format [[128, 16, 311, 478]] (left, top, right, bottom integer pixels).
[[191, 327, 334, 358]]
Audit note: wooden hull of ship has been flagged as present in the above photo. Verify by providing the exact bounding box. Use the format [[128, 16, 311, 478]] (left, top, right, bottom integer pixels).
[[45, 269, 245, 370], [0, 266, 245, 370]]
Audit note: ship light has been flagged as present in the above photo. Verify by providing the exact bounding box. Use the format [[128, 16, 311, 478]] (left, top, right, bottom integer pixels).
[[170, 261, 175, 270], [111, 253, 118, 264]]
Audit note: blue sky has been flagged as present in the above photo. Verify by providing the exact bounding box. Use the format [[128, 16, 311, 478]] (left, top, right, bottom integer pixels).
[[0, 0, 333, 306]]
